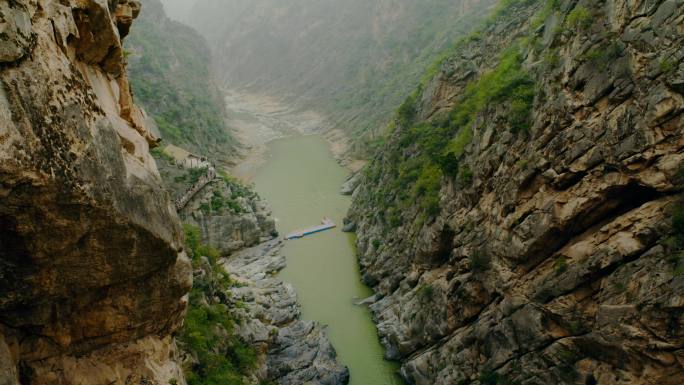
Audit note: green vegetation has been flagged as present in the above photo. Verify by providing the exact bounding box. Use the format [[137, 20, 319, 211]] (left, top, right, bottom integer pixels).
[[367, 44, 535, 222], [487, 0, 539, 26], [180, 225, 257, 385], [397, 90, 420, 128], [126, 0, 233, 155], [554, 256, 568, 275], [531, 0, 561, 29], [580, 42, 625, 70], [675, 164, 684, 186], [469, 251, 492, 273], [457, 164, 473, 186], [417, 284, 435, 300], [387, 209, 402, 228], [480, 371, 520, 385], [673, 207, 684, 244], [660, 58, 677, 73], [567, 319, 585, 335], [543, 50, 560, 71], [151, 147, 174, 162], [188, 167, 208, 184], [185, 171, 255, 216], [565, 6, 592, 31], [183, 224, 220, 265], [669, 202, 684, 275]]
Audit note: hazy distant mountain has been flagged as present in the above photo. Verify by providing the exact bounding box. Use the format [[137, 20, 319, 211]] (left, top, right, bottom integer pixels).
[[158, 0, 198, 21], [188, 0, 496, 154], [127, 0, 233, 158]]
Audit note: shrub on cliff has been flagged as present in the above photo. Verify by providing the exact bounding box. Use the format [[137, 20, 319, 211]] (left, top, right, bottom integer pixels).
[[469, 250, 491, 273], [180, 225, 257, 385], [375, 45, 535, 222], [565, 5, 592, 31]]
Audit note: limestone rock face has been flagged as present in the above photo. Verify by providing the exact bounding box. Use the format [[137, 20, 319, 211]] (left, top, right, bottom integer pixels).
[[0, 1, 34, 63], [0, 0, 190, 383], [348, 0, 684, 384], [222, 240, 350, 385], [180, 179, 277, 254]]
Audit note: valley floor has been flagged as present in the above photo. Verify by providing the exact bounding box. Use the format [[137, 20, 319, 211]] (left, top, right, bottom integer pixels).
[[222, 89, 364, 181]]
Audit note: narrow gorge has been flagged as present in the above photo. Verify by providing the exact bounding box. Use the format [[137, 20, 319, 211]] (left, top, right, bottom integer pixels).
[[1, 0, 682, 384]]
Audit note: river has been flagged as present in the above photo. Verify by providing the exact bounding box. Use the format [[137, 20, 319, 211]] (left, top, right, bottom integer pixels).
[[251, 135, 402, 385]]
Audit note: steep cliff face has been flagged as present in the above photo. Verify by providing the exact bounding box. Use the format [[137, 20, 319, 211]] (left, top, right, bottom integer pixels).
[[126, 0, 234, 160], [348, 0, 684, 384], [153, 153, 276, 254], [179, 177, 276, 254], [0, 1, 191, 383]]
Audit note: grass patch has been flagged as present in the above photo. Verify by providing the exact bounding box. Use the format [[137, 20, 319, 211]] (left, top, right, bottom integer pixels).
[[565, 6, 592, 31], [554, 256, 568, 275], [151, 147, 174, 162], [660, 58, 677, 74], [580, 42, 624, 70], [480, 371, 520, 385], [417, 284, 435, 300], [369, 45, 535, 221]]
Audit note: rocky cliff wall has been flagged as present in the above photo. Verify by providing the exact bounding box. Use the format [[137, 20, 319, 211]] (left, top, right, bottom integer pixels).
[[348, 0, 684, 384], [0, 1, 191, 383], [153, 152, 277, 254], [179, 178, 276, 254]]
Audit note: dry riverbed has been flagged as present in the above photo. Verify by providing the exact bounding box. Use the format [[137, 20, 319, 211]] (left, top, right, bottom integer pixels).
[[223, 89, 364, 181]]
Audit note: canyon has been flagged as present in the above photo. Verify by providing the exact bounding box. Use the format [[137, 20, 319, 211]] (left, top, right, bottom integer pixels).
[[1, 0, 682, 384]]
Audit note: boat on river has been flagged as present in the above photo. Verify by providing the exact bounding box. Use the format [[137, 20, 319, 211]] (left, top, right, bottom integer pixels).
[[285, 218, 336, 240]]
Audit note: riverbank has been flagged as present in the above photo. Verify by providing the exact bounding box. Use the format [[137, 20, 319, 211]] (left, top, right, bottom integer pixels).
[[252, 135, 402, 385], [222, 239, 350, 385], [223, 89, 364, 181], [160, 161, 349, 384]]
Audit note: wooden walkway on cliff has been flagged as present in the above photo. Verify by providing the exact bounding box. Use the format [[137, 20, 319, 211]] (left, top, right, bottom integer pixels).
[[175, 167, 217, 211]]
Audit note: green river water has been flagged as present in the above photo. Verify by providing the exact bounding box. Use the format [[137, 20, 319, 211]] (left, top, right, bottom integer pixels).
[[252, 135, 402, 385]]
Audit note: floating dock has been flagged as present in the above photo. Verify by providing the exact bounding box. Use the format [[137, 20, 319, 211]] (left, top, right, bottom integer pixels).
[[285, 219, 336, 240]]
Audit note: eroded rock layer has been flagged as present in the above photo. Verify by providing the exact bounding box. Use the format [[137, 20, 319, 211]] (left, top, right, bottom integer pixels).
[[348, 0, 684, 384], [0, 1, 191, 383], [222, 240, 350, 385]]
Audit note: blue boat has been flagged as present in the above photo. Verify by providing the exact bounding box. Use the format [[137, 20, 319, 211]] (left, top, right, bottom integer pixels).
[[285, 218, 336, 240]]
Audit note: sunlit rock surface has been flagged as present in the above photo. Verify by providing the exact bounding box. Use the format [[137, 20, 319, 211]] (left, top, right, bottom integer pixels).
[[0, 1, 191, 383]]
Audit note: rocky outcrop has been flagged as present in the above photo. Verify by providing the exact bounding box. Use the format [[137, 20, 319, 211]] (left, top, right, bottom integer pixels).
[[222, 240, 350, 385], [348, 0, 684, 384], [340, 172, 362, 196], [0, 1, 190, 384], [180, 177, 276, 254]]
